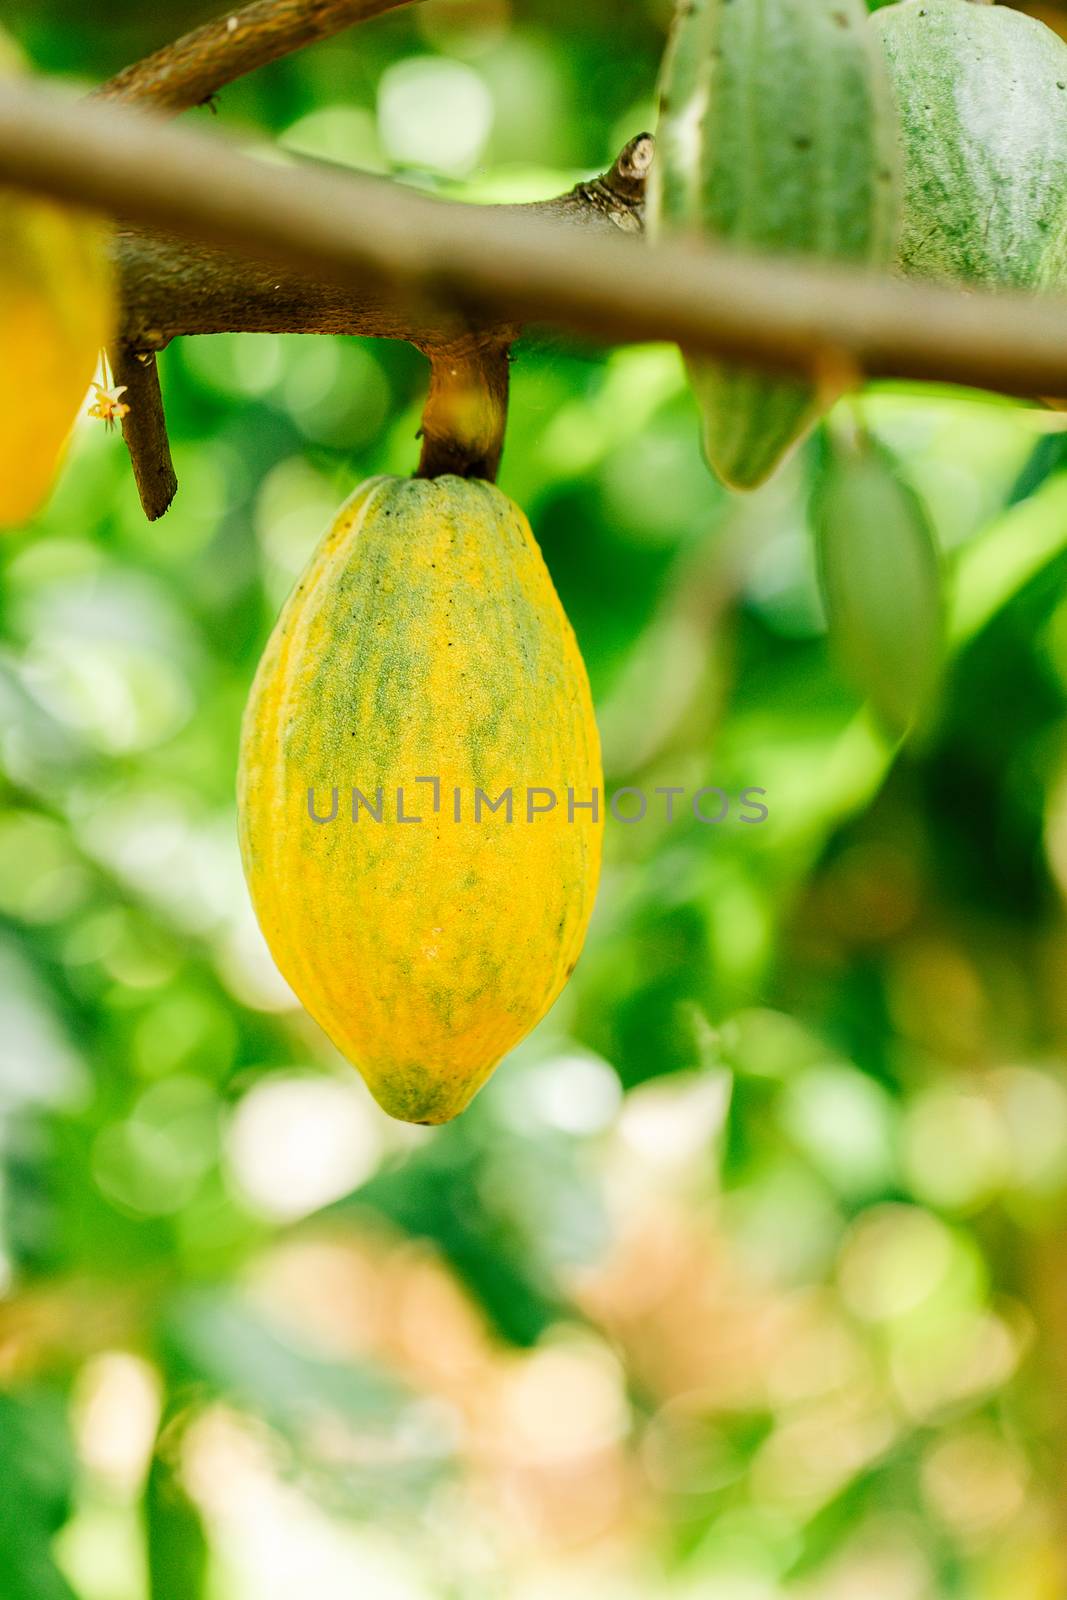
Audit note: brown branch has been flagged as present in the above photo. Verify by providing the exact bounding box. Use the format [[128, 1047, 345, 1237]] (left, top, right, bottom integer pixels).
[[94, 0, 420, 513], [94, 0, 418, 113], [109, 344, 178, 520], [116, 142, 652, 350], [112, 332, 172, 519], [112, 138, 648, 507], [5, 82, 1067, 501]]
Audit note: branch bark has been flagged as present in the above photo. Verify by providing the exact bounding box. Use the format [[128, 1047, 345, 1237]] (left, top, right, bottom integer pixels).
[[93, 0, 422, 515], [116, 140, 651, 350], [93, 0, 418, 113], [114, 136, 649, 496], [4, 80, 1067, 510], [109, 344, 179, 521]]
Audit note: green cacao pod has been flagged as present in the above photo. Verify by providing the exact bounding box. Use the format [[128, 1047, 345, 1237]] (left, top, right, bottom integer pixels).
[[874, 0, 1067, 291], [650, 0, 899, 491], [814, 431, 943, 740]]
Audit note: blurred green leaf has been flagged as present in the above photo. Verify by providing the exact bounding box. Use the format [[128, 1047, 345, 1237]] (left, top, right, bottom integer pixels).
[[344, 1124, 572, 1347], [951, 471, 1067, 645], [160, 1287, 405, 1433], [145, 1423, 208, 1600], [0, 1389, 77, 1600]]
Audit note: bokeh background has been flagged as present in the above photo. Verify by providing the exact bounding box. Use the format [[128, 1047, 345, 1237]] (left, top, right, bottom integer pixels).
[[5, 2, 1067, 1596]]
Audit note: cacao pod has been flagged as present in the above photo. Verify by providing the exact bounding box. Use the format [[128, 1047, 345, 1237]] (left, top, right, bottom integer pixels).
[[814, 430, 944, 739], [874, 0, 1067, 291], [238, 476, 604, 1125], [0, 190, 114, 528], [650, 0, 899, 490]]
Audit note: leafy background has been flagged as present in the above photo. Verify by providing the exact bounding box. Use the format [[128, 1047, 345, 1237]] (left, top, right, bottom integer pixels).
[[4, 1, 1067, 1596]]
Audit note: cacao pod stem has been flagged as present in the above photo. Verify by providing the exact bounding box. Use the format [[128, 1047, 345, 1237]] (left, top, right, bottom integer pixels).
[[416, 339, 511, 482]]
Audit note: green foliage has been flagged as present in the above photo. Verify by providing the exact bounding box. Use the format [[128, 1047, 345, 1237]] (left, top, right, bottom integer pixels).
[[0, 1390, 78, 1600], [144, 1431, 208, 1600], [345, 1108, 606, 1347], [159, 1289, 408, 1436]]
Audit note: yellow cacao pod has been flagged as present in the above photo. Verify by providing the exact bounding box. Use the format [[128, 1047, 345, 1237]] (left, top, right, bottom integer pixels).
[[238, 475, 604, 1124]]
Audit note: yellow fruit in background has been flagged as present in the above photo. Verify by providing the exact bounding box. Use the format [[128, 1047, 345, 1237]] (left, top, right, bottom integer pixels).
[[0, 189, 115, 528], [238, 475, 604, 1125]]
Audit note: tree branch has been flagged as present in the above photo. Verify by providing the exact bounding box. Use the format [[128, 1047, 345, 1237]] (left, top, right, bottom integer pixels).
[[112, 136, 648, 503], [4, 81, 1067, 511], [109, 344, 178, 520], [93, 0, 418, 113], [94, 0, 420, 513], [116, 141, 651, 351]]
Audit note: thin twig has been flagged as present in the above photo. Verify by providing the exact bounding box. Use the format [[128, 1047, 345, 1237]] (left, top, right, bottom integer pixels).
[[94, 0, 417, 113], [109, 345, 178, 520]]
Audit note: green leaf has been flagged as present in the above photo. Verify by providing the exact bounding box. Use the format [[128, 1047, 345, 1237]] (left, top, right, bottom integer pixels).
[[343, 1123, 573, 1348], [160, 1288, 405, 1436], [144, 1426, 208, 1600], [157, 1288, 450, 1513], [950, 471, 1067, 646], [0, 1389, 77, 1600]]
